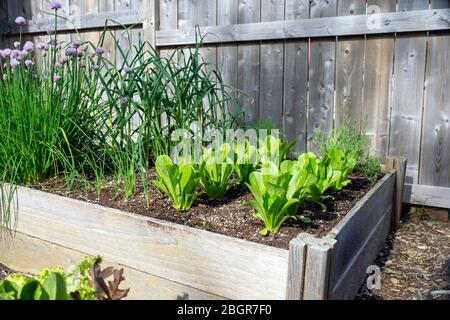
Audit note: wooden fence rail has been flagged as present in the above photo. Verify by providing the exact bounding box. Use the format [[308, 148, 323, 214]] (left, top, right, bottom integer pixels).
[[3, 0, 450, 209]]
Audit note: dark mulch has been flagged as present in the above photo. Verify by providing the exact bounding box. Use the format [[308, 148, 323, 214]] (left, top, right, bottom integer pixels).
[[0, 263, 13, 281], [356, 214, 450, 300], [36, 169, 380, 250]]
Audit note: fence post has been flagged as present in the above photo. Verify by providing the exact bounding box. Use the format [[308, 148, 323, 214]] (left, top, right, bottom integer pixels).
[[302, 236, 336, 300], [142, 0, 159, 53], [286, 237, 307, 300], [385, 156, 407, 231]]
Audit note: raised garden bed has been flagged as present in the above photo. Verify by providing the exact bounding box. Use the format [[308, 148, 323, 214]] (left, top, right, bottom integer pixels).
[[0, 164, 401, 300]]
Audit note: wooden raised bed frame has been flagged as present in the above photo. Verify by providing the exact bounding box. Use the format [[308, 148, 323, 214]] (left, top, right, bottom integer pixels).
[[0, 157, 406, 300]]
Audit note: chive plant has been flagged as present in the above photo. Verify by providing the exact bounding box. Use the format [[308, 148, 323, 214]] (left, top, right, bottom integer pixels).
[[0, 6, 241, 227], [0, 8, 107, 226]]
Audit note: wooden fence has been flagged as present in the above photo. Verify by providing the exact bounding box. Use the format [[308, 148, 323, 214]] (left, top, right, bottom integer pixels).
[[3, 0, 450, 209]]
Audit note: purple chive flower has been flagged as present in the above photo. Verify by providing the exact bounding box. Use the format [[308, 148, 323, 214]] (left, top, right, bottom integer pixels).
[[36, 42, 49, 51], [119, 97, 129, 105], [43, 70, 50, 77], [77, 51, 84, 58], [15, 16, 26, 26], [13, 42, 20, 49], [95, 47, 105, 55], [54, 74, 61, 82], [11, 50, 20, 59], [10, 58, 20, 69], [25, 60, 34, 67], [49, 0, 62, 10], [23, 41, 34, 52], [72, 40, 82, 49], [65, 48, 76, 57], [17, 50, 28, 60], [47, 26, 55, 35], [92, 64, 100, 71], [124, 66, 132, 75], [1, 49, 11, 58]]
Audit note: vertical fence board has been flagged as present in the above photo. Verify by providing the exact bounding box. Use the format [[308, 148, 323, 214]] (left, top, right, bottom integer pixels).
[[259, 0, 285, 129], [283, 0, 310, 154], [389, 0, 429, 183], [362, 1, 396, 160], [307, 0, 337, 152], [419, 0, 450, 187], [335, 0, 366, 129], [237, 0, 261, 124], [217, 0, 239, 116], [159, 0, 177, 59]]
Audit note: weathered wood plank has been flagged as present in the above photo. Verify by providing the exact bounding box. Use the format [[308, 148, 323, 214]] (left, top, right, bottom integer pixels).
[[363, 0, 396, 159], [307, 0, 337, 152], [386, 156, 408, 231], [11, 186, 290, 300], [142, 0, 159, 50], [403, 183, 450, 209], [155, 9, 450, 46], [302, 235, 336, 300], [158, 0, 177, 60], [217, 0, 239, 116], [259, 0, 285, 129], [286, 236, 307, 300], [335, 1, 366, 129], [10, 8, 141, 34], [419, 30, 450, 187], [0, 231, 224, 300], [389, 1, 429, 183], [237, 0, 261, 124], [326, 172, 395, 300], [283, 0, 309, 154]]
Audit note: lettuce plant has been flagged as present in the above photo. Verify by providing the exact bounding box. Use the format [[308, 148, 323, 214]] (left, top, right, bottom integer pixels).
[[234, 139, 260, 184], [258, 135, 296, 167], [297, 151, 355, 211], [152, 155, 201, 211], [246, 161, 312, 235], [0, 257, 129, 300], [199, 144, 235, 200]]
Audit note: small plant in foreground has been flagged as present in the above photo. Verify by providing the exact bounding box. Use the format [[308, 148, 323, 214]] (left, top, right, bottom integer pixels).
[[199, 143, 235, 200], [0, 256, 129, 300], [152, 155, 201, 211]]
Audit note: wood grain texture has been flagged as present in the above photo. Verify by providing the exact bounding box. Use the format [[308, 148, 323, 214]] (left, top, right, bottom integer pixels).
[[259, 0, 285, 129], [302, 235, 336, 300], [155, 9, 450, 45], [385, 156, 407, 231], [285, 236, 307, 300], [326, 172, 395, 300], [307, 0, 337, 152], [217, 0, 239, 116], [389, 2, 429, 183], [283, 0, 309, 154], [11, 186, 290, 300], [159, 0, 177, 60], [363, 1, 396, 160], [419, 31, 450, 187], [0, 231, 224, 300], [237, 0, 261, 124], [335, 0, 365, 129], [403, 183, 450, 209]]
